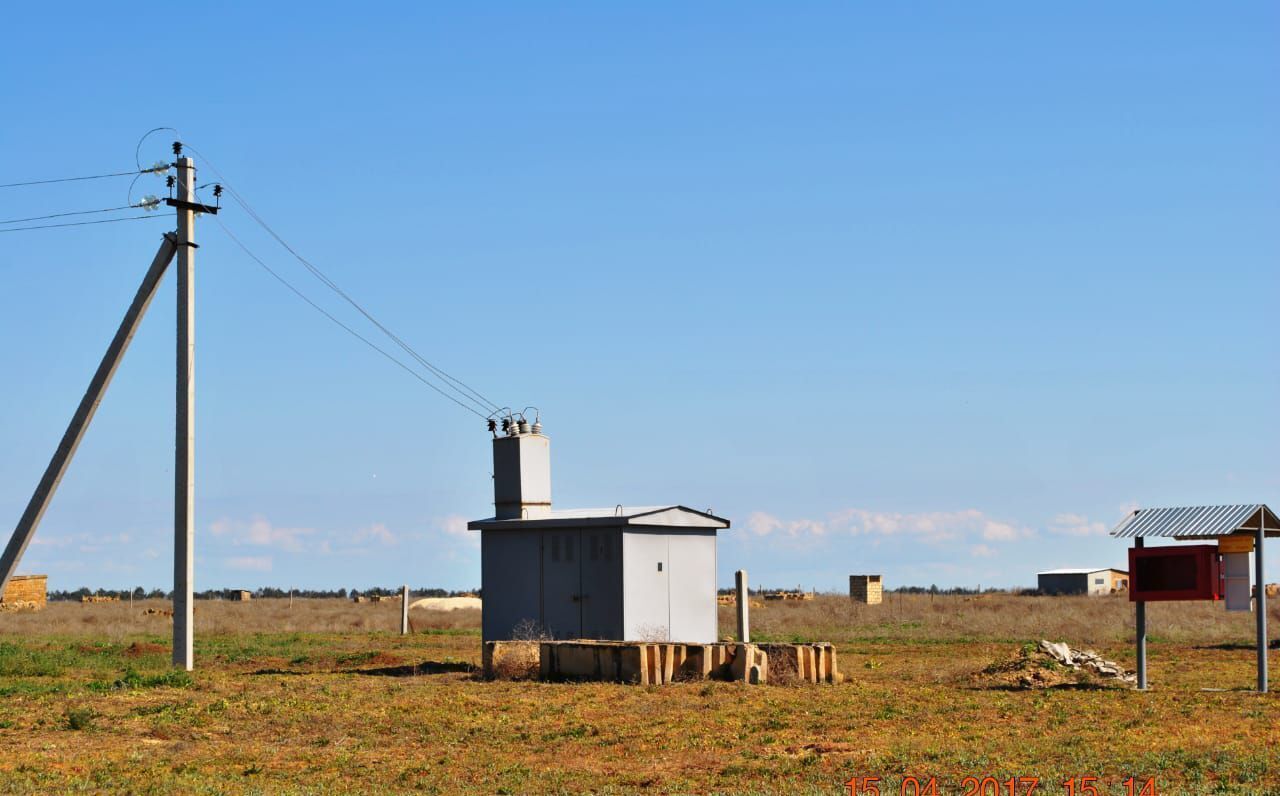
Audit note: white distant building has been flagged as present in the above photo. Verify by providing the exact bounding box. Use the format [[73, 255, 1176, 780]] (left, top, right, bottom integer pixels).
[[469, 421, 729, 643], [1037, 567, 1129, 596]]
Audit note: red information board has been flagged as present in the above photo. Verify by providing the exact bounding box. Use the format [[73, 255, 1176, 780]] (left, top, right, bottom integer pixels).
[[1129, 544, 1221, 602]]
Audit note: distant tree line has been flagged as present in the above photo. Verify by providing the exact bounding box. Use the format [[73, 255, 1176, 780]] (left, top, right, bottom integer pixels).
[[889, 585, 1039, 596], [714, 585, 1031, 597], [48, 586, 481, 602]]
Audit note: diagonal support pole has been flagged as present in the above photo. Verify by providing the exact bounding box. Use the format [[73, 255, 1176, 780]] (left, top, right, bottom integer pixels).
[[0, 233, 179, 596]]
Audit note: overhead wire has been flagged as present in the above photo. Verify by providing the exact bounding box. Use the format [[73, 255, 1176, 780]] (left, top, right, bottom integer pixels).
[[135, 127, 181, 172], [181, 141, 502, 417], [0, 214, 169, 234], [223, 183, 501, 414], [124, 132, 505, 421], [0, 204, 158, 226], [0, 168, 160, 190], [209, 214, 489, 420], [128, 127, 181, 213]]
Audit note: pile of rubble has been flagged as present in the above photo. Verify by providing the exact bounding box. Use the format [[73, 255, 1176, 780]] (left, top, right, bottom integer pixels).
[[1037, 640, 1137, 685], [978, 640, 1137, 689]]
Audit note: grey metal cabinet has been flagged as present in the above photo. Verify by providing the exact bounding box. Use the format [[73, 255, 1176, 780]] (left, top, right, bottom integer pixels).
[[472, 431, 729, 644], [481, 523, 718, 643]]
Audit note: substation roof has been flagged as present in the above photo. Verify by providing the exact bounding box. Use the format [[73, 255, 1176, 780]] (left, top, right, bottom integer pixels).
[[468, 505, 730, 531], [1109, 504, 1280, 540]]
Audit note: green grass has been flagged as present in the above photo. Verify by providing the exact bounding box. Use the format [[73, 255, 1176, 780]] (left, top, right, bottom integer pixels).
[[0, 606, 1276, 794]]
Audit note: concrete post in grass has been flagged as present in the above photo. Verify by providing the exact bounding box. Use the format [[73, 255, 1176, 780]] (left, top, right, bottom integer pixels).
[[1256, 522, 1267, 693], [401, 584, 410, 635], [1135, 537, 1147, 690], [735, 569, 749, 643]]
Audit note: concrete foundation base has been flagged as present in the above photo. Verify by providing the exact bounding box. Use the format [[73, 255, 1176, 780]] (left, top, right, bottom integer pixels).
[[483, 640, 842, 685]]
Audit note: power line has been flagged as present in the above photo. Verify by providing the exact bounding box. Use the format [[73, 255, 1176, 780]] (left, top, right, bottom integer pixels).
[[223, 180, 501, 414], [130, 127, 182, 207], [183, 142, 502, 417], [0, 214, 169, 234], [136, 127, 181, 171], [0, 205, 153, 226], [211, 217, 490, 420], [0, 169, 156, 190]]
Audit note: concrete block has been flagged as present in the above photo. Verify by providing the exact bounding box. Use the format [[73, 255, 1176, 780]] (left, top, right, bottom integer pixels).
[[757, 643, 841, 683], [729, 644, 767, 683], [483, 641, 541, 680]]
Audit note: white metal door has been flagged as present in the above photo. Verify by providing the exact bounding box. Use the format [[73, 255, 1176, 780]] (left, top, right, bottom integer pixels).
[[667, 532, 717, 643], [622, 532, 669, 641]]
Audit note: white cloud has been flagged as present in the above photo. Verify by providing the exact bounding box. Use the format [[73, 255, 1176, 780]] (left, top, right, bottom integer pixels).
[[436, 514, 479, 548], [209, 515, 314, 552], [746, 511, 783, 536], [226, 556, 272, 572], [33, 531, 132, 550], [1049, 513, 1108, 537], [745, 507, 1033, 547], [354, 523, 397, 546], [830, 508, 990, 543], [440, 514, 470, 538], [970, 544, 996, 558], [746, 511, 824, 537], [982, 520, 1026, 541]]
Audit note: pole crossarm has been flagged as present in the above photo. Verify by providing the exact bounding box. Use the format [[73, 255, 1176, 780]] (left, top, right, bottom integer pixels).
[[0, 233, 179, 595]]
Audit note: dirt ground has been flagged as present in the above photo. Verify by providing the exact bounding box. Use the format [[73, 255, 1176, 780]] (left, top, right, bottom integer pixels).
[[0, 596, 1276, 794]]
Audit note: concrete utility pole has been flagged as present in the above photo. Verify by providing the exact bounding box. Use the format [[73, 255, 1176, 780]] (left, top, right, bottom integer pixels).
[[0, 234, 178, 595], [164, 147, 218, 670], [2, 144, 218, 671], [172, 153, 197, 671], [735, 569, 749, 643]]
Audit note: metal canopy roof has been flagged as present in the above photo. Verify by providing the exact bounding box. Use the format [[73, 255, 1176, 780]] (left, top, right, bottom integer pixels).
[[1037, 567, 1125, 576], [1109, 504, 1279, 539]]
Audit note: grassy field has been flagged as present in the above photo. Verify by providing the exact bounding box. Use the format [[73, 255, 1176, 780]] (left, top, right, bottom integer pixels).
[[0, 595, 1276, 795]]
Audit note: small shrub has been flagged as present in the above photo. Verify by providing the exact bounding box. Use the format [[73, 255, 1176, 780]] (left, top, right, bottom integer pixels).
[[64, 708, 95, 731], [510, 619, 551, 642], [105, 666, 194, 690]]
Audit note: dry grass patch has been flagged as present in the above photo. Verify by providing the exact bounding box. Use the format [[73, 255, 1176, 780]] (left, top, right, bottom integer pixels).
[[0, 596, 1277, 794]]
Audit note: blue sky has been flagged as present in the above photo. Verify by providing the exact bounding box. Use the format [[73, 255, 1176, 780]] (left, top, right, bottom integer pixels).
[[1, 4, 1276, 592]]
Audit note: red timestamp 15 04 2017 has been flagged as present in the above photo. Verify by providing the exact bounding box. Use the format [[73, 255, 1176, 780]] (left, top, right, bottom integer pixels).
[[844, 776, 1159, 796]]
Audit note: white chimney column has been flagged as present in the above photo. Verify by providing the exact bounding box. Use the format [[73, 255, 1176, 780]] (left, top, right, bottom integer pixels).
[[492, 429, 551, 519]]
